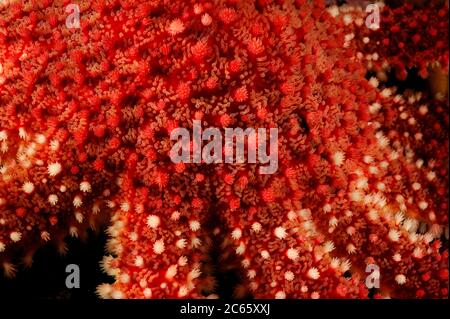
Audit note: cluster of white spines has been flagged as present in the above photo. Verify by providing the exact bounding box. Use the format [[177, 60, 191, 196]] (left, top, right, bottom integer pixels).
[[47, 162, 62, 177], [332, 151, 345, 166], [226, 206, 360, 298], [99, 197, 209, 298], [168, 19, 185, 36], [0, 131, 98, 222]]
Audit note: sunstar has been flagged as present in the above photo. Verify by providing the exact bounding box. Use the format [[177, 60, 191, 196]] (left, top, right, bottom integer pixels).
[[179, 303, 215, 317]]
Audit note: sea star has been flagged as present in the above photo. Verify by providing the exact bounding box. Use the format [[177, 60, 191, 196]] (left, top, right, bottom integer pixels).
[[0, 0, 448, 299]]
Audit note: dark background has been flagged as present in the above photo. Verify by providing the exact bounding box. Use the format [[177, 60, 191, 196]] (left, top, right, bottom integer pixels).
[[0, 229, 113, 299]]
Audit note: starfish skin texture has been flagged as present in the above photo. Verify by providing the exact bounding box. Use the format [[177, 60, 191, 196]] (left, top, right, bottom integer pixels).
[[0, 0, 448, 299]]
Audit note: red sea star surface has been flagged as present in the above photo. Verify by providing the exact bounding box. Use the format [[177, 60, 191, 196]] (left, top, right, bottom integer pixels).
[[0, 0, 448, 299]]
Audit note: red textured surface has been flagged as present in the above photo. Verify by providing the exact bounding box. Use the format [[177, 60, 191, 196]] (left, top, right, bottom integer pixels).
[[0, 0, 448, 298], [341, 2, 449, 80]]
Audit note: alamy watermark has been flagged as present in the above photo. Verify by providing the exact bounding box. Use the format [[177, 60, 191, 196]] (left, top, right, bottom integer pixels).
[[365, 264, 381, 289], [170, 120, 279, 174]]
